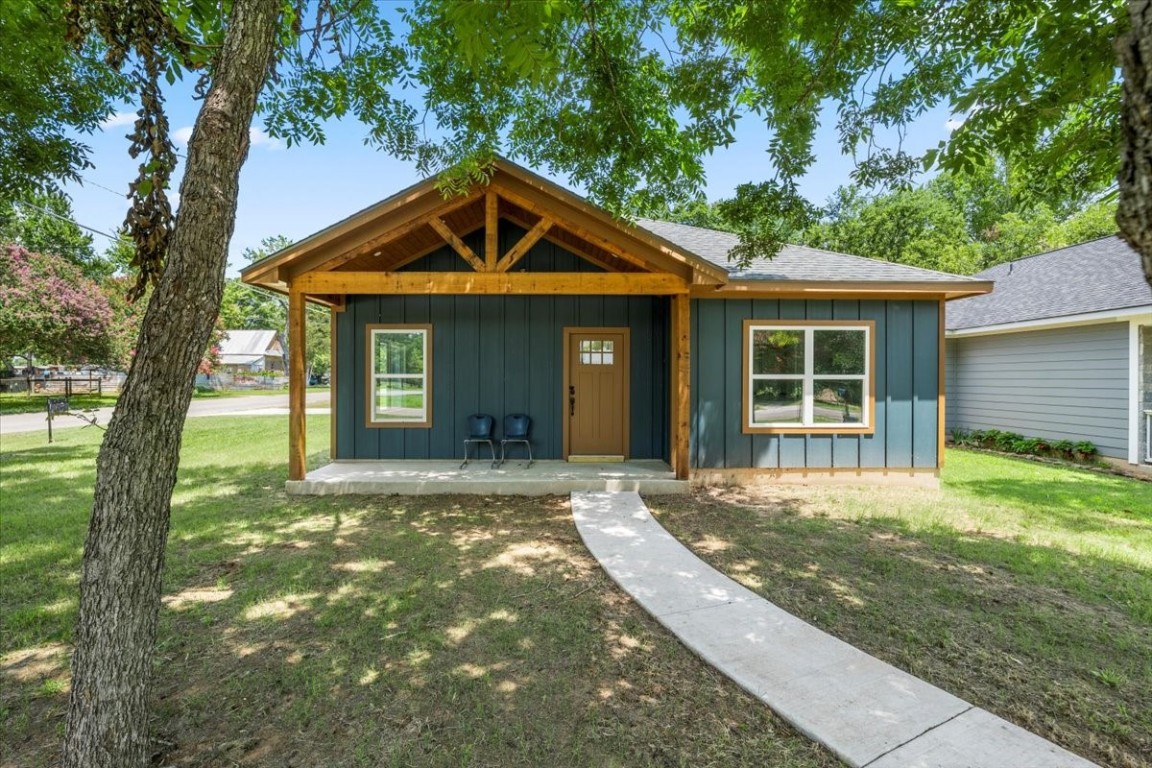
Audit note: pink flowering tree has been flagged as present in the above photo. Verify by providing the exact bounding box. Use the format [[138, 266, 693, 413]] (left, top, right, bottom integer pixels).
[[0, 244, 117, 367]]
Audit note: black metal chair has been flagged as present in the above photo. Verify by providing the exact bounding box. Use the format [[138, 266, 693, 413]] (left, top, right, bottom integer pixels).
[[498, 413, 533, 468], [461, 413, 497, 469]]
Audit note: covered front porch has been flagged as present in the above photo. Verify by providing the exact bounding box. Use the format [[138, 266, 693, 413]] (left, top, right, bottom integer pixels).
[[242, 159, 718, 489], [286, 459, 688, 496]]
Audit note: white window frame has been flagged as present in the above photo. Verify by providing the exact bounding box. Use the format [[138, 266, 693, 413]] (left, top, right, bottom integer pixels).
[[743, 320, 874, 434], [366, 324, 432, 428]]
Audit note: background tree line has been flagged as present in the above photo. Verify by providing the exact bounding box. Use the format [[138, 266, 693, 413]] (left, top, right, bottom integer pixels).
[[664, 162, 1118, 275], [0, 194, 327, 376]]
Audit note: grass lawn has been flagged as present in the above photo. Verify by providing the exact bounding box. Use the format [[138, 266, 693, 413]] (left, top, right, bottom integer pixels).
[[0, 418, 836, 768], [0, 393, 120, 416], [648, 451, 1152, 768]]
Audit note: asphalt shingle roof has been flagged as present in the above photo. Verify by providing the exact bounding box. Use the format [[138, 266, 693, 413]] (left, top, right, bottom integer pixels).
[[946, 236, 1152, 331], [634, 218, 983, 284]]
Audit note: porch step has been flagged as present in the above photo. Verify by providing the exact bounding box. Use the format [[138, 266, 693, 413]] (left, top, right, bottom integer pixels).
[[286, 459, 688, 496]]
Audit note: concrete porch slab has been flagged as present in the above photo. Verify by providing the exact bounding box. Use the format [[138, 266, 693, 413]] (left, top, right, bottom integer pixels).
[[286, 459, 688, 496]]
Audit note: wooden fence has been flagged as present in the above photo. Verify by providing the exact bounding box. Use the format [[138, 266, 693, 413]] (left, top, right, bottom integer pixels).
[[0, 377, 119, 397]]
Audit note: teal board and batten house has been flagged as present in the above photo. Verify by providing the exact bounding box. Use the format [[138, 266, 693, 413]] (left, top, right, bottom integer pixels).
[[241, 160, 991, 488]]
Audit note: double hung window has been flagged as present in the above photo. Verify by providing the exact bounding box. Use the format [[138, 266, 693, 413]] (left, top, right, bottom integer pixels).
[[366, 325, 431, 427]]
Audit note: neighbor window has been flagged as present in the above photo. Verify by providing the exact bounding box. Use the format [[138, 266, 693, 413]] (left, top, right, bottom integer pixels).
[[743, 320, 873, 433], [366, 325, 431, 427]]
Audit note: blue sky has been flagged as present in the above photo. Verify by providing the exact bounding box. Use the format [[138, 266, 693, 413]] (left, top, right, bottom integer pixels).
[[62, 58, 956, 277]]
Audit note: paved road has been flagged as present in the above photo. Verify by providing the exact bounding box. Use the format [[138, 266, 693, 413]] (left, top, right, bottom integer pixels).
[[0, 392, 330, 437]]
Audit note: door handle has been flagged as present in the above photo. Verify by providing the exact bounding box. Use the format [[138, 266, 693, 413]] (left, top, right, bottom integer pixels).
[[569, 385, 576, 416]]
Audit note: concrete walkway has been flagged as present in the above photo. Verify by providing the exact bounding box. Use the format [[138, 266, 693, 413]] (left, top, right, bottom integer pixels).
[[571, 491, 1098, 768]]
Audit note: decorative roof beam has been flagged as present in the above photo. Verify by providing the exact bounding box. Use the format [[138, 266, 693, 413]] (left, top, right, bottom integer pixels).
[[497, 215, 554, 272], [428, 216, 486, 272], [295, 271, 688, 295], [485, 191, 499, 271]]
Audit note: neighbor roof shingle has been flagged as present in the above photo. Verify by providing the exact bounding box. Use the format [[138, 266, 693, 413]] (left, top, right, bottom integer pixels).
[[945, 235, 1152, 331], [635, 218, 985, 284]]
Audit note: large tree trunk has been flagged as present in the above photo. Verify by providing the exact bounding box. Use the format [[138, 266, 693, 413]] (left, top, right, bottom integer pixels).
[[62, 2, 281, 766], [1118, 0, 1152, 287]]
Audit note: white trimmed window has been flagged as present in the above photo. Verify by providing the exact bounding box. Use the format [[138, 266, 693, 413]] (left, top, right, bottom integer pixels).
[[367, 325, 431, 427], [744, 321, 873, 433]]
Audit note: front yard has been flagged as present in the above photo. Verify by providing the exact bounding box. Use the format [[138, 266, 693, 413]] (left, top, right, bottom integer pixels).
[[0, 417, 835, 768], [649, 453, 1152, 768], [1, 420, 1148, 766]]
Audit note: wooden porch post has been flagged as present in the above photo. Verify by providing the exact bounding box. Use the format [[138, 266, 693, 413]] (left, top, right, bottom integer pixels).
[[329, 307, 338, 461], [288, 282, 307, 480], [670, 292, 691, 479]]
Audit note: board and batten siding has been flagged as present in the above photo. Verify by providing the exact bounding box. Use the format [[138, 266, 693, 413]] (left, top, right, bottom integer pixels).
[[946, 323, 1130, 458], [334, 230, 670, 461], [690, 299, 940, 470]]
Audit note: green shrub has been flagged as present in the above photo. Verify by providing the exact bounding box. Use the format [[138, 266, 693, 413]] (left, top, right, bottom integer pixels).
[[954, 430, 1099, 464]]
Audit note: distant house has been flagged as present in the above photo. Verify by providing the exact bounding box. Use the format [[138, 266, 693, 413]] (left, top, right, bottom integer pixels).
[[946, 236, 1152, 464], [217, 330, 285, 375]]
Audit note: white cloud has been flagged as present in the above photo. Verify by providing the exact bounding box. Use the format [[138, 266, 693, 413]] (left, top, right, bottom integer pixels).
[[172, 126, 195, 146], [100, 111, 137, 130], [249, 126, 283, 151], [945, 117, 965, 133]]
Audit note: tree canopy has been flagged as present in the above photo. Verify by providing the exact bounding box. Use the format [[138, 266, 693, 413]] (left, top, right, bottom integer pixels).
[[0, 244, 120, 366], [0, 0, 125, 203], [0, 190, 111, 279]]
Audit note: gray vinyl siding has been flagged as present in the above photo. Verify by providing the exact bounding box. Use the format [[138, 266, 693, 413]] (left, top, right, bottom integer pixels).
[[690, 299, 940, 470], [1141, 326, 1151, 462], [946, 323, 1130, 458], [334, 231, 669, 461]]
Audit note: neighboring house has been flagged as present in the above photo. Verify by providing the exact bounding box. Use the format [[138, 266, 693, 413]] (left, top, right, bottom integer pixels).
[[946, 236, 1152, 464], [216, 330, 286, 375], [241, 159, 990, 486]]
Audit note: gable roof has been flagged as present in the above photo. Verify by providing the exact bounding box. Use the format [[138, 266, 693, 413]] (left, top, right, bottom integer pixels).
[[240, 157, 990, 299], [636, 219, 986, 284], [241, 158, 729, 292], [218, 330, 281, 359], [946, 236, 1152, 331]]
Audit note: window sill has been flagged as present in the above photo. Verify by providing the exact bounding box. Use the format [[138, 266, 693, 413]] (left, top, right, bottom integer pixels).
[[743, 425, 875, 436]]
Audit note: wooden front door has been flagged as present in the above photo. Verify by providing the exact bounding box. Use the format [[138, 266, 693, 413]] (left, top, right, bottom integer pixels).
[[565, 328, 629, 458]]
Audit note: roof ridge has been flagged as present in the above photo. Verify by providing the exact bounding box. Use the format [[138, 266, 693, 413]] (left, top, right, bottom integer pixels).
[[640, 218, 982, 281], [974, 233, 1123, 276]]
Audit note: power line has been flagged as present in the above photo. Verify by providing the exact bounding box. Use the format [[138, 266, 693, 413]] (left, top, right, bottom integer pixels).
[[79, 176, 130, 199], [19, 202, 123, 242]]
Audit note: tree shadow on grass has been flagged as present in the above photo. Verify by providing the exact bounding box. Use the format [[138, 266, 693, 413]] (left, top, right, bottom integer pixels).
[[648, 491, 1152, 768], [1, 454, 841, 768]]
